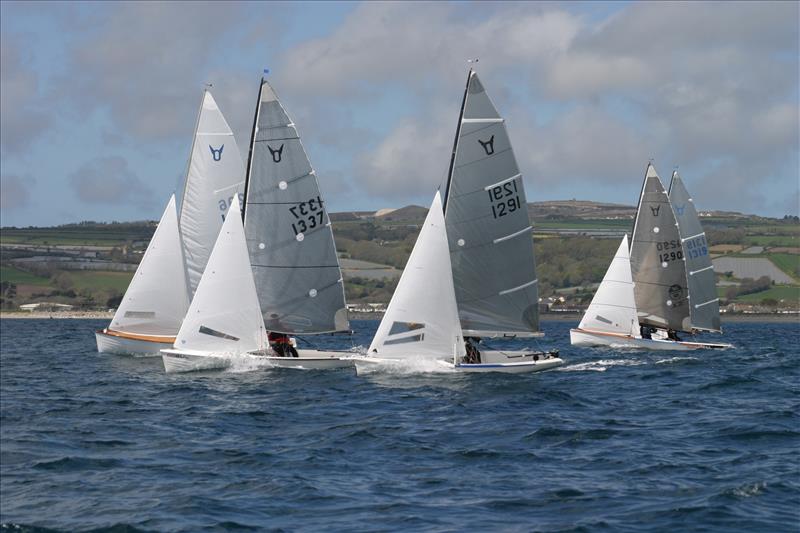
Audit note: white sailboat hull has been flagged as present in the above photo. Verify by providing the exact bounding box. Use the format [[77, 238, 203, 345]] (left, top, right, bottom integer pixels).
[[161, 348, 354, 373], [569, 328, 732, 351], [352, 352, 563, 374], [95, 329, 174, 356], [442, 357, 563, 373]]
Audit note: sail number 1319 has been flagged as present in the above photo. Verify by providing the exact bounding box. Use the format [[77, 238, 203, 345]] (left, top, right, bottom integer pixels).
[[488, 180, 521, 219]]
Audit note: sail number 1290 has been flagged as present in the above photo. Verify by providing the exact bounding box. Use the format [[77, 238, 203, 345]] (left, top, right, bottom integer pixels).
[[488, 180, 521, 219]]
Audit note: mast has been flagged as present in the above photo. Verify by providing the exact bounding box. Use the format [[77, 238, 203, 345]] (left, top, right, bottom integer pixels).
[[177, 88, 207, 220], [442, 68, 473, 213], [629, 161, 652, 253], [242, 77, 265, 224], [176, 87, 208, 301]]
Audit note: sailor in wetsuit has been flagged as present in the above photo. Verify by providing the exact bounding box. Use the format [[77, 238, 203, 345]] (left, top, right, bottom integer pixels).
[[268, 332, 299, 357], [463, 337, 482, 364]]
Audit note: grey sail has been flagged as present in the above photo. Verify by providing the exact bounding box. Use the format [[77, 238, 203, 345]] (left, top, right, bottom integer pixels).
[[242, 78, 349, 334], [443, 71, 540, 338], [629, 164, 691, 332], [668, 171, 721, 332]]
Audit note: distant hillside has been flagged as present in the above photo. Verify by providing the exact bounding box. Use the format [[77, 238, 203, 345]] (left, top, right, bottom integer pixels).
[[375, 205, 428, 222]]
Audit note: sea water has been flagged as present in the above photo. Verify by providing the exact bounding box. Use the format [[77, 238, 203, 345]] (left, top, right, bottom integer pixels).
[[1, 319, 798, 532]]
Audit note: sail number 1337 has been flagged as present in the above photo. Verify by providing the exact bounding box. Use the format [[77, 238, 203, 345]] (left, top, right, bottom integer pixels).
[[488, 180, 521, 219], [290, 196, 325, 235]]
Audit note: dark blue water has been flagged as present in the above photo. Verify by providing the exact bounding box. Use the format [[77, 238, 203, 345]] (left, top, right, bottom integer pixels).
[[1, 319, 798, 532]]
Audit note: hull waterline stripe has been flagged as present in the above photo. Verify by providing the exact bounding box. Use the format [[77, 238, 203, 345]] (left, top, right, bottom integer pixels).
[[484, 173, 522, 191], [493, 226, 532, 244], [499, 278, 537, 296]]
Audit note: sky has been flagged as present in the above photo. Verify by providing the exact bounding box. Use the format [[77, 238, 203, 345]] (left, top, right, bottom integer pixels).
[[1, 1, 798, 227]]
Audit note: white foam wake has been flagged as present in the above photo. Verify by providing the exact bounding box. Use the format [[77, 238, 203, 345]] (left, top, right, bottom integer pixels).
[[558, 358, 646, 372]]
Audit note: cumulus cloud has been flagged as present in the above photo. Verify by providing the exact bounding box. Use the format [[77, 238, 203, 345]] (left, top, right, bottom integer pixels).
[[63, 2, 250, 140], [0, 37, 50, 155], [279, 1, 798, 214], [0, 174, 34, 211], [68, 156, 153, 207], [356, 116, 451, 201]]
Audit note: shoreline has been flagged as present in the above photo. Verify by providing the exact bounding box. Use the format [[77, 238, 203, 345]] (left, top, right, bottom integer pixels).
[[0, 311, 797, 323]]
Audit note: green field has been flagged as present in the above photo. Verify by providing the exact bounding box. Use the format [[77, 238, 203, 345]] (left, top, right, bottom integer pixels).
[[744, 235, 799, 247], [0, 266, 51, 286], [535, 219, 631, 230], [769, 254, 800, 281], [735, 285, 800, 303], [65, 271, 134, 292]]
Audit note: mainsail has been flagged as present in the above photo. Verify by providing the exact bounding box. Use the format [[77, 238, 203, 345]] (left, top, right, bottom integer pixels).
[[578, 235, 639, 337], [178, 90, 245, 297], [630, 164, 691, 331], [369, 192, 465, 360], [242, 78, 349, 334], [174, 196, 266, 355], [110, 195, 190, 335], [442, 70, 540, 338], [669, 171, 721, 332]]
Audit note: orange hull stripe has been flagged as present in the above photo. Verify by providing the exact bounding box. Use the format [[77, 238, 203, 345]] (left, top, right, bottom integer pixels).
[[98, 329, 175, 344]]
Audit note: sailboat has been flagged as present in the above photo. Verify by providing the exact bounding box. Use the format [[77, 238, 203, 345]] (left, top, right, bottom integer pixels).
[[95, 194, 190, 354], [96, 90, 244, 355], [570, 164, 732, 350], [359, 70, 562, 373], [161, 197, 353, 373], [242, 76, 350, 337]]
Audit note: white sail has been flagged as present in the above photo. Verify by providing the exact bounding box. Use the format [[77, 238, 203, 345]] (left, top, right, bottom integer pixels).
[[109, 194, 190, 335], [179, 90, 245, 297], [173, 196, 267, 355], [578, 235, 639, 336], [368, 191, 465, 360]]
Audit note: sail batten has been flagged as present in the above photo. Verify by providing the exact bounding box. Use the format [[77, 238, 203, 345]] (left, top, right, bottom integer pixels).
[[669, 171, 721, 332], [443, 71, 540, 336], [242, 78, 349, 334]]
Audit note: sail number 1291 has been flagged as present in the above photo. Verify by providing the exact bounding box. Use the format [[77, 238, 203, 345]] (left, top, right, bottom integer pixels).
[[488, 180, 521, 219]]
